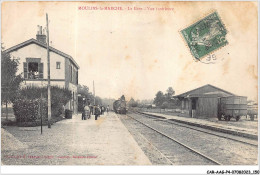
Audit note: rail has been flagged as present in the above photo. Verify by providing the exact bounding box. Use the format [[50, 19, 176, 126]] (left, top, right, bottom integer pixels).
[[136, 111, 258, 147], [126, 113, 222, 165]]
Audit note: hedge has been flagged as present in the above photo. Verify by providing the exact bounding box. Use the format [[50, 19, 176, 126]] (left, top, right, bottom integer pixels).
[[13, 98, 48, 123], [12, 86, 72, 126]]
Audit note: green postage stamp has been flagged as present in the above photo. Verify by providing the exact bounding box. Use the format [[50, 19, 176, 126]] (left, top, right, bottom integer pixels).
[[181, 11, 228, 60]]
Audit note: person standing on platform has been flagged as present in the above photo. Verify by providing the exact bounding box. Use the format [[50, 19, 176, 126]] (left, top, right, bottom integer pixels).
[[101, 106, 105, 115], [90, 105, 93, 115], [100, 106, 103, 115], [84, 105, 90, 119], [94, 105, 101, 120], [98, 105, 101, 118], [106, 105, 110, 115], [82, 106, 86, 120]]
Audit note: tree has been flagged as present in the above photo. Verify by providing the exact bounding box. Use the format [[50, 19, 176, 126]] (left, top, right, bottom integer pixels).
[[161, 101, 169, 109], [120, 95, 126, 101], [78, 84, 96, 105], [128, 98, 138, 107], [165, 87, 181, 109], [128, 98, 135, 105], [102, 98, 116, 108], [166, 87, 175, 99], [1, 47, 23, 119], [95, 96, 103, 106], [78, 84, 89, 97], [78, 84, 105, 106], [153, 91, 165, 107]]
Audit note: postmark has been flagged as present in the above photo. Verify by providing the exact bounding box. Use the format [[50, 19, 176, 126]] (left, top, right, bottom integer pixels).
[[180, 11, 228, 60]]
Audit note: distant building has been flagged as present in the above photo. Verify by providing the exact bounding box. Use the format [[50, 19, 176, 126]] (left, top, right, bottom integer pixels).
[[174, 84, 234, 118], [5, 26, 80, 113]]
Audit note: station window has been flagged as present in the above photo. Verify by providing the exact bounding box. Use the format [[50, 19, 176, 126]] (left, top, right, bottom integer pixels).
[[28, 62, 38, 79], [56, 62, 61, 69], [23, 61, 43, 79]]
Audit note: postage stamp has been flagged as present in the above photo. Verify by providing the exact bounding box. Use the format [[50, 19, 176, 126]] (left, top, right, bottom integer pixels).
[[181, 11, 228, 60]]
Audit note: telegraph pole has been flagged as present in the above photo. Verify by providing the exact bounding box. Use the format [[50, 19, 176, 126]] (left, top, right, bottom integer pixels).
[[93, 80, 95, 105], [46, 13, 51, 128]]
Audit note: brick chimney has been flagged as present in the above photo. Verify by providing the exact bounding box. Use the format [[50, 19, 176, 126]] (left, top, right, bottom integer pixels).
[[36, 25, 46, 44]]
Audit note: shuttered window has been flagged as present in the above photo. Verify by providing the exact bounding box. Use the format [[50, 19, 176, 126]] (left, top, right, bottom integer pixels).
[[23, 62, 28, 79], [39, 63, 43, 79], [24, 59, 44, 79]]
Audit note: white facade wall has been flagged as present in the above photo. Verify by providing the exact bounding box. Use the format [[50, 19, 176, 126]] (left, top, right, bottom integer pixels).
[[8, 42, 79, 113], [9, 43, 65, 80]]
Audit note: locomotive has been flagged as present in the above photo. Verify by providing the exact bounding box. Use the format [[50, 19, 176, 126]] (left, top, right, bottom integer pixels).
[[113, 97, 127, 114]]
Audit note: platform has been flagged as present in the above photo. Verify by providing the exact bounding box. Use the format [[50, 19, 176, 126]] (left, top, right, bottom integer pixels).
[[1, 112, 151, 165], [141, 112, 258, 139]]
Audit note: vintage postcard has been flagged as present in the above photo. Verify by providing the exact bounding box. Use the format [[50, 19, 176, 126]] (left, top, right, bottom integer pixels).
[[1, 1, 258, 174]]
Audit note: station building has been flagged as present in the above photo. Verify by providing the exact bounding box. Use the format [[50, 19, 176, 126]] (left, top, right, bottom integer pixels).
[[4, 26, 80, 114], [174, 84, 234, 118]]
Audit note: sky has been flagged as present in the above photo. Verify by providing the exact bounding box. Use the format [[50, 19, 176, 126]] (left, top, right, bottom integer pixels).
[[1, 1, 258, 101]]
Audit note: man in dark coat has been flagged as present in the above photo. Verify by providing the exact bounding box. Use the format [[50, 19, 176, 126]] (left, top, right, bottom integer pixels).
[[94, 105, 101, 120], [82, 108, 86, 120], [90, 105, 93, 115], [106, 105, 110, 115]]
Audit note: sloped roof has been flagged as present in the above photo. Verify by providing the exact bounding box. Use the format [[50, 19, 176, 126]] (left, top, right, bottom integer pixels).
[[4, 38, 80, 69], [174, 84, 235, 98]]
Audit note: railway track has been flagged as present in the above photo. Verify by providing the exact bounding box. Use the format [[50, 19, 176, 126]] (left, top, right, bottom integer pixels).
[[124, 114, 221, 165], [135, 111, 258, 147], [122, 112, 258, 165]]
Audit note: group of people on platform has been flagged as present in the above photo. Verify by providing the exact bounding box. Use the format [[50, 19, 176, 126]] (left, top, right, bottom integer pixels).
[[82, 104, 110, 121]]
